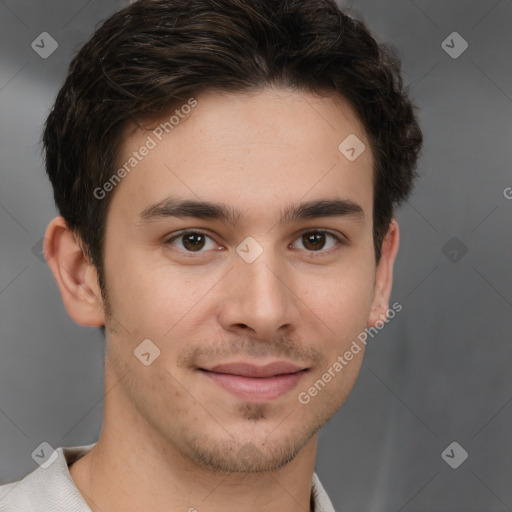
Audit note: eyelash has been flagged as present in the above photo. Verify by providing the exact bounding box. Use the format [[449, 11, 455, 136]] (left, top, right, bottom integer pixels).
[[164, 229, 345, 256]]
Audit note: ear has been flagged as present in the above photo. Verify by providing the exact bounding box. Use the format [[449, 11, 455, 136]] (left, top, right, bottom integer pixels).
[[367, 218, 400, 327], [44, 216, 106, 327]]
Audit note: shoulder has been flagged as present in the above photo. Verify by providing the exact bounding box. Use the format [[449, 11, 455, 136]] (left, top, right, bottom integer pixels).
[[0, 468, 41, 511], [0, 443, 96, 512]]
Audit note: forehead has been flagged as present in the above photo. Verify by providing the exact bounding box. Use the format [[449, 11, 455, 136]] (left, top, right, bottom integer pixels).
[[108, 87, 373, 224]]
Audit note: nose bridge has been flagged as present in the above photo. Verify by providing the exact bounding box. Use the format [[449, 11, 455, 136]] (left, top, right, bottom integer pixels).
[[220, 236, 299, 336], [239, 240, 287, 309]]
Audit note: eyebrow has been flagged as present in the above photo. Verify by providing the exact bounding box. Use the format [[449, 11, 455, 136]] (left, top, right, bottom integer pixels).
[[138, 196, 365, 226]]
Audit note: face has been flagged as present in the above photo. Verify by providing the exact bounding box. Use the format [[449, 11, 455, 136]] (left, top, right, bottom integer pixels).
[[96, 87, 388, 472]]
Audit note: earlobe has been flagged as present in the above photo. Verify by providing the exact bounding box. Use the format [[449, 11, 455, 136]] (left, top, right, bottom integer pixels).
[[44, 216, 106, 327], [367, 219, 400, 327]]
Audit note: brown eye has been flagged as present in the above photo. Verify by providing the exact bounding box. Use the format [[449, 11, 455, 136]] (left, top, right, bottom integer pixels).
[[302, 232, 327, 251], [291, 231, 342, 253], [181, 233, 206, 251], [165, 230, 217, 252]]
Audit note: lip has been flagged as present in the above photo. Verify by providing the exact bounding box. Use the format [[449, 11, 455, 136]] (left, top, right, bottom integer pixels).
[[204, 361, 305, 377], [199, 361, 308, 402]]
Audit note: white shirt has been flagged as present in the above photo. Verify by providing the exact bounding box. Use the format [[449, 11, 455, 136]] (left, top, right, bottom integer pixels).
[[0, 443, 336, 512]]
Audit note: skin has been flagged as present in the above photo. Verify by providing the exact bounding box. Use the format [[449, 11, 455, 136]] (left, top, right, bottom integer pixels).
[[44, 87, 399, 512]]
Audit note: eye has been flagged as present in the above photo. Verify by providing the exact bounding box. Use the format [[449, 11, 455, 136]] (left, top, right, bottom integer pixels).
[[290, 230, 343, 253], [165, 230, 219, 253]]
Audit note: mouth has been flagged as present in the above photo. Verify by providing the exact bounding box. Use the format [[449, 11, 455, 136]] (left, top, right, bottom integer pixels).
[[198, 361, 309, 402]]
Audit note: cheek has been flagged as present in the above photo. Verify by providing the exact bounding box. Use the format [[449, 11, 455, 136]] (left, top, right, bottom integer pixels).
[[304, 260, 375, 339], [105, 251, 220, 340], [295, 265, 373, 410]]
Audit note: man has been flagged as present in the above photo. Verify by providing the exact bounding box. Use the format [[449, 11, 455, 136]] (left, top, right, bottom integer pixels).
[[0, 0, 422, 510]]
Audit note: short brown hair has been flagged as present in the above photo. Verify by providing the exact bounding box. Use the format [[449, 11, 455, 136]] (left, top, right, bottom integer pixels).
[[43, 0, 422, 302]]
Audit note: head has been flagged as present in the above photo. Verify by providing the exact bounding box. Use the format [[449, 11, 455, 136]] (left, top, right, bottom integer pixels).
[[43, 0, 422, 473]]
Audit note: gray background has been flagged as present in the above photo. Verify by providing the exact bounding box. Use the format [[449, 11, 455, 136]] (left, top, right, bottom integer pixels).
[[0, 0, 511, 511]]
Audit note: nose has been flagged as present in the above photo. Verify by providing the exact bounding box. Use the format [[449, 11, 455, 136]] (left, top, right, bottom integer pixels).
[[216, 244, 301, 341]]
